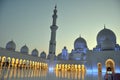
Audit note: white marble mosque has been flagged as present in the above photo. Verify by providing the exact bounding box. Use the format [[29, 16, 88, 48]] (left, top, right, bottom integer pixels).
[[0, 6, 120, 78]]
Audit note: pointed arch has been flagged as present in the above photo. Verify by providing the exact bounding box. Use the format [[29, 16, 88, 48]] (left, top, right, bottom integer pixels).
[[2, 56, 6, 62], [97, 63, 102, 73], [105, 59, 115, 73], [0, 56, 1, 61]]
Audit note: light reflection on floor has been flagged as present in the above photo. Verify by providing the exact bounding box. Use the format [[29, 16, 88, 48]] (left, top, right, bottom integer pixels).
[[55, 70, 86, 80], [0, 68, 104, 80], [0, 68, 47, 80]]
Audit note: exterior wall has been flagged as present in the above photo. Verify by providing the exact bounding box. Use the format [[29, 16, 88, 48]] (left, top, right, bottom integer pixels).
[[55, 50, 120, 73], [88, 51, 120, 73], [0, 47, 120, 73], [84, 51, 93, 73]]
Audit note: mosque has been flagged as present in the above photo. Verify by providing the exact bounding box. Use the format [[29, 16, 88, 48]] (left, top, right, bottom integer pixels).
[[0, 6, 120, 74]]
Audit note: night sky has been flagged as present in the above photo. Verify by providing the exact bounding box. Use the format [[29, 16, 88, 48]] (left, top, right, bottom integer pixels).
[[0, 0, 120, 56]]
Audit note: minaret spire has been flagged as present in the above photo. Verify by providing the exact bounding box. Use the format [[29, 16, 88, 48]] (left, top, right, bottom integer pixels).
[[48, 6, 58, 60], [52, 5, 57, 26]]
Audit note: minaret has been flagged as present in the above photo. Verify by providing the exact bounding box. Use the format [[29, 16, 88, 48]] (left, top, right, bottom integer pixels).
[[48, 5, 58, 60]]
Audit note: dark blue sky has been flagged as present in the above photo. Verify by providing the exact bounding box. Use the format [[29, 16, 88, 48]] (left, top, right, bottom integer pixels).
[[0, 0, 120, 55]]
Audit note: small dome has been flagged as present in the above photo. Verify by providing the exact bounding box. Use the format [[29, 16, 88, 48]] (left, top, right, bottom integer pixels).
[[74, 36, 87, 50], [20, 45, 29, 54], [6, 40, 16, 51], [31, 48, 38, 56], [40, 51, 46, 59], [97, 27, 116, 45]]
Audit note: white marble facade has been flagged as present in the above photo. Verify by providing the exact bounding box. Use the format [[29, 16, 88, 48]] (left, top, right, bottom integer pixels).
[[0, 6, 120, 73]]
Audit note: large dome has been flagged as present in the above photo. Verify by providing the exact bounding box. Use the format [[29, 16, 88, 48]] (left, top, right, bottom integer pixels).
[[6, 40, 16, 51], [74, 36, 87, 50], [20, 45, 29, 54], [101, 38, 115, 50], [97, 27, 116, 45]]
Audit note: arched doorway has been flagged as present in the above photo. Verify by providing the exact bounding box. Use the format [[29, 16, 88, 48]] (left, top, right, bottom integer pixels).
[[11, 58, 15, 68], [105, 59, 115, 73], [97, 63, 102, 73], [1, 56, 6, 68], [0, 56, 1, 61], [7, 57, 11, 68]]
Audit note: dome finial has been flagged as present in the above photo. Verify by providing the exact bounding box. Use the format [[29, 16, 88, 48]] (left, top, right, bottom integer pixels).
[[11, 38, 13, 41], [55, 4, 57, 9], [54, 5, 57, 13], [104, 24, 106, 29], [79, 34, 81, 38]]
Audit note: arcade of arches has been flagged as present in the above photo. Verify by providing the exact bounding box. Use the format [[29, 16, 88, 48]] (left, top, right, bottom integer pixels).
[[0, 55, 116, 74], [0, 56, 48, 70], [55, 64, 86, 79], [55, 64, 86, 72]]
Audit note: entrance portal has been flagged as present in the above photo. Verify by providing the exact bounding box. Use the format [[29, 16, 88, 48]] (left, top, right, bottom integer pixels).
[[105, 59, 115, 73]]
